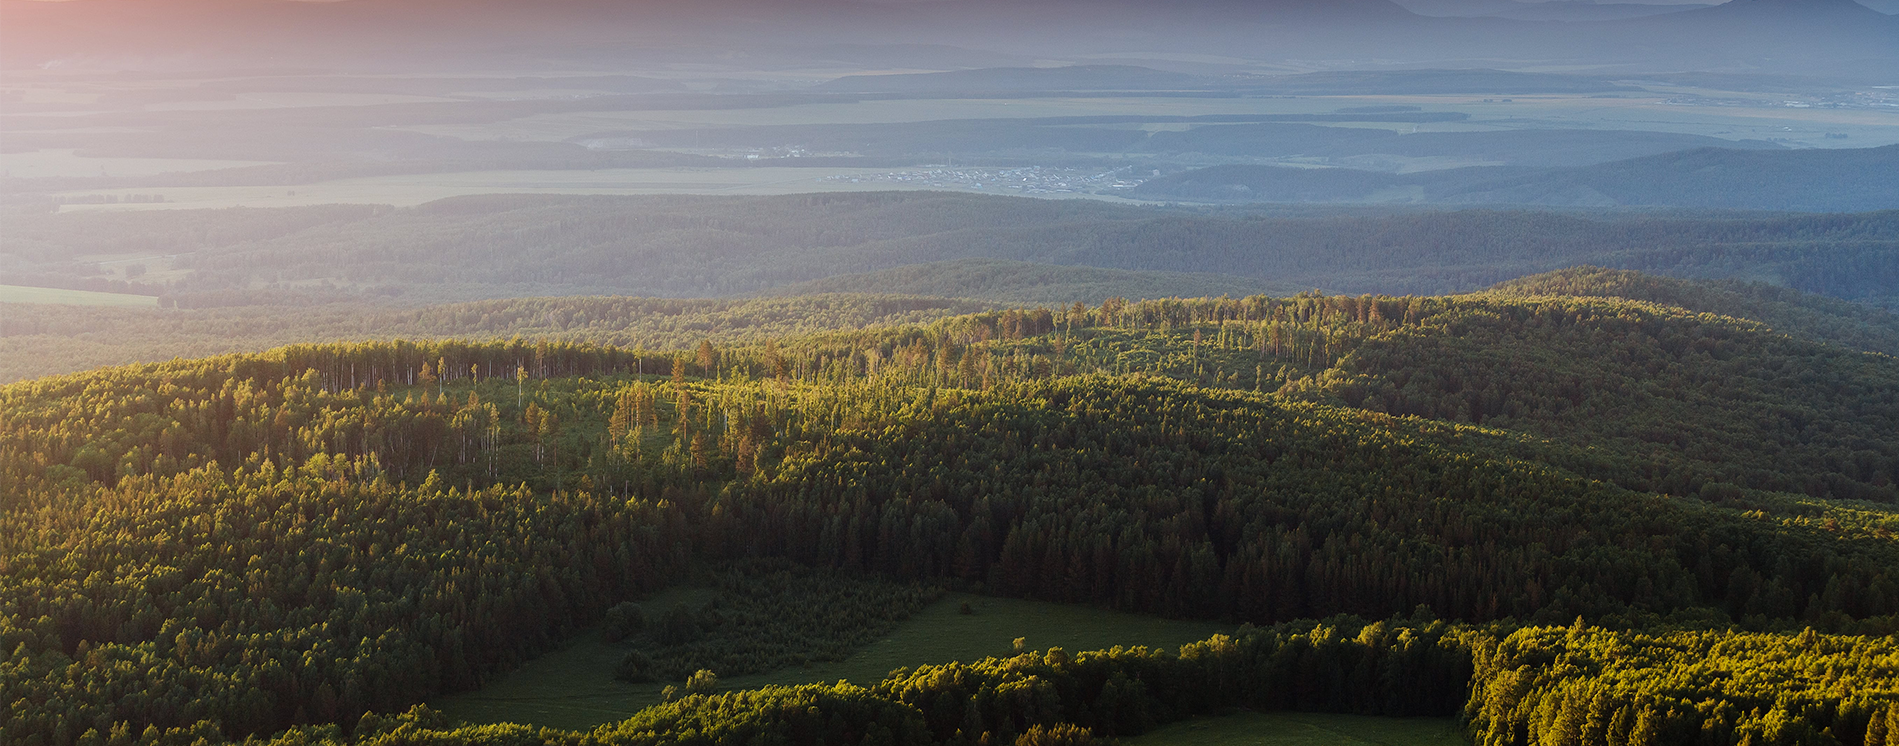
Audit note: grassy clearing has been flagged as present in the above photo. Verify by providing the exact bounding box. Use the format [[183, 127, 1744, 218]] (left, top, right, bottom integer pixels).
[[1125, 711, 1468, 746], [430, 592, 1228, 732], [0, 285, 158, 307]]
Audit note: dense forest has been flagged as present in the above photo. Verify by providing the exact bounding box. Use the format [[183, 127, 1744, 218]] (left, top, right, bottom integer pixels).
[[605, 562, 942, 683], [4, 269, 1897, 746], [0, 294, 995, 384], [767, 259, 1288, 306], [9, 265, 1897, 388]]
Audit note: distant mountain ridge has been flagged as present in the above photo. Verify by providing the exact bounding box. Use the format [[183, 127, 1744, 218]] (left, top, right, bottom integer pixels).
[[1669, 0, 1898, 19], [1396, 0, 1716, 21], [1156, 0, 1422, 20], [1241, 68, 1638, 94], [610, 112, 1767, 169], [1132, 144, 1899, 213], [813, 67, 1640, 96], [815, 65, 1221, 93], [1618, 0, 1899, 44], [1495, 2, 1711, 21], [765, 259, 1294, 303]]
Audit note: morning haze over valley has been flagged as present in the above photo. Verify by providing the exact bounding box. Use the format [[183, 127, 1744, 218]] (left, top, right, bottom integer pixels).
[[1, 0, 1896, 745]]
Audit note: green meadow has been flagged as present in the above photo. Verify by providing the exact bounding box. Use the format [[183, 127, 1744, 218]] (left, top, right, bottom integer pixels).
[[0, 285, 158, 307], [431, 591, 1228, 732]]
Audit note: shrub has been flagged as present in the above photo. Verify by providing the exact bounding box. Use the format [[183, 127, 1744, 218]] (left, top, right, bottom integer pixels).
[[603, 602, 646, 642], [615, 651, 656, 683], [655, 603, 702, 646], [684, 669, 719, 696], [1016, 723, 1100, 746]]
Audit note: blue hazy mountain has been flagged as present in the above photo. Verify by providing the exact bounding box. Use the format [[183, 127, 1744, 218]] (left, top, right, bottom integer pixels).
[[1396, 0, 1716, 20], [1131, 145, 1899, 212]]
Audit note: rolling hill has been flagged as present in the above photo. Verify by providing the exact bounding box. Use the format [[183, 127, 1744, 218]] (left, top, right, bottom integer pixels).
[[1394, 0, 1717, 18], [599, 110, 1747, 168], [1606, 0, 1899, 74], [1132, 144, 1899, 213], [1240, 68, 1640, 94], [1644, 0, 1899, 28], [1463, 144, 1899, 211], [814, 65, 1221, 94], [10, 194, 1895, 311], [6, 0, 1898, 743], [1489, 266, 1899, 355], [763, 259, 1295, 304], [4, 269, 1896, 746], [0, 294, 997, 384], [1473, 0, 1715, 21]]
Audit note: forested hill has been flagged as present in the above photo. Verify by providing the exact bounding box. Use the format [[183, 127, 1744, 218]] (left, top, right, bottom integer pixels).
[[12, 194, 1897, 308], [1489, 266, 1899, 355], [1128, 144, 1899, 213], [6, 271, 1899, 746], [0, 294, 997, 384], [761, 258, 1294, 304], [9, 260, 1895, 387]]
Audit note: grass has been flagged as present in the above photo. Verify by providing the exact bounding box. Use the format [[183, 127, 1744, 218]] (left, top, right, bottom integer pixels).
[[0, 285, 158, 307], [429, 591, 1228, 732], [1125, 711, 1468, 746]]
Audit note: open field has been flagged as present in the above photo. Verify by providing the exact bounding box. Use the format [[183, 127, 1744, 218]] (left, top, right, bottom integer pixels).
[[0, 149, 277, 179], [0, 285, 158, 307], [430, 591, 1228, 732], [1125, 712, 1468, 746]]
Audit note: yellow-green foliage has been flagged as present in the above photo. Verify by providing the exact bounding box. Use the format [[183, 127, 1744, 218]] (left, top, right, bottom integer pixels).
[[1466, 624, 1899, 746], [111, 620, 1899, 746], [5, 277, 1898, 746]]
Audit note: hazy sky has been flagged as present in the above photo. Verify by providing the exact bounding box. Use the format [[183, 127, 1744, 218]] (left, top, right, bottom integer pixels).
[[2, 0, 1893, 76]]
